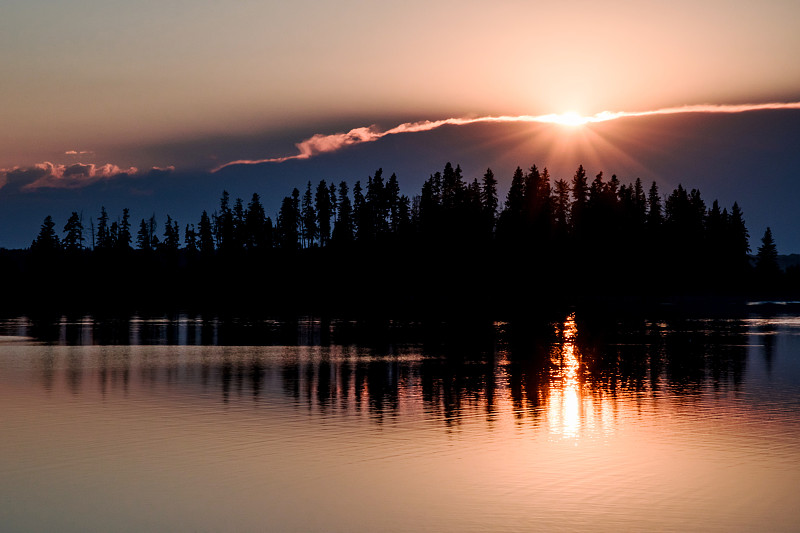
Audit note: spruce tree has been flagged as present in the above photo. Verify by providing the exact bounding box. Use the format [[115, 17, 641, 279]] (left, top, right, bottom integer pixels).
[[333, 181, 353, 244], [118, 208, 132, 251], [31, 215, 60, 252], [480, 168, 498, 226], [198, 211, 215, 254], [136, 219, 150, 251], [756, 227, 780, 278], [315, 181, 332, 247], [62, 212, 84, 252], [301, 181, 317, 248]]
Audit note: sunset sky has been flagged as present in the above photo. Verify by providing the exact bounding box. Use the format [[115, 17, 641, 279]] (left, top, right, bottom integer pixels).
[[2, 0, 799, 249]]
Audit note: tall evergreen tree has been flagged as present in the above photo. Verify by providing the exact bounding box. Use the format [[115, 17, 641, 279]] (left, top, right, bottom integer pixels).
[[148, 214, 159, 250], [480, 168, 498, 227], [214, 191, 234, 252], [162, 215, 180, 251], [184, 224, 198, 253], [277, 194, 300, 250], [136, 219, 150, 251], [96, 207, 111, 250], [333, 181, 353, 244], [117, 208, 132, 251], [301, 181, 317, 248], [366, 169, 388, 237], [386, 173, 401, 233], [633, 178, 647, 225], [441, 162, 464, 211], [505, 167, 525, 216], [352, 180, 365, 241], [646, 181, 663, 229], [315, 180, 332, 247], [31, 215, 60, 252], [62, 212, 84, 252], [570, 165, 588, 228], [245, 193, 269, 250], [198, 211, 215, 254], [756, 227, 780, 278], [552, 179, 571, 237], [108, 221, 119, 249], [329, 182, 337, 223]]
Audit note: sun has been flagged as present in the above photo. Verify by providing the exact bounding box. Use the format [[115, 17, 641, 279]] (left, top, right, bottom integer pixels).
[[549, 111, 590, 127]]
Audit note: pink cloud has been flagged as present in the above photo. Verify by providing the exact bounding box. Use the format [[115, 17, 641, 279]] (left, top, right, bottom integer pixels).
[[212, 101, 800, 172], [0, 162, 137, 191]]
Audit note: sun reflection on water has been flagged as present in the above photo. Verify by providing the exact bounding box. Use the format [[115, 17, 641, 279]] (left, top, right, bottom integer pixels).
[[548, 313, 582, 439]]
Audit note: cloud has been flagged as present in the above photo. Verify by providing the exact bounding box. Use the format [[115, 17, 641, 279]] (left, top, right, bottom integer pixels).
[[65, 150, 95, 156], [150, 165, 176, 172], [144, 165, 176, 179], [0, 162, 138, 191], [212, 101, 800, 172]]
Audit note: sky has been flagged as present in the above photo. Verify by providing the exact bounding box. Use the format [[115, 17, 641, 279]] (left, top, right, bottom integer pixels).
[[1, 0, 800, 250]]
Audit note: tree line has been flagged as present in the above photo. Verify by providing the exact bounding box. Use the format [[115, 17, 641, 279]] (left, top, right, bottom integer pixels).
[[11, 162, 793, 313]]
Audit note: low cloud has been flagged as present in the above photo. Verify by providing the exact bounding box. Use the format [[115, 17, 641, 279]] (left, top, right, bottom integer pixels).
[[150, 165, 176, 173], [0, 162, 137, 191], [212, 101, 800, 172]]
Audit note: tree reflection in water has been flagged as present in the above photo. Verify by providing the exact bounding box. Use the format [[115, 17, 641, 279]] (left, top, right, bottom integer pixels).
[[4, 312, 750, 432]]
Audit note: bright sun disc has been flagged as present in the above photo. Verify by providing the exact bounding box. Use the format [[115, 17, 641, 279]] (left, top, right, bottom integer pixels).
[[552, 111, 589, 126]]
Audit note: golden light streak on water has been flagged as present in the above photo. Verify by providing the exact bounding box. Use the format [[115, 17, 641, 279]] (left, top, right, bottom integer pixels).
[[548, 313, 582, 439]]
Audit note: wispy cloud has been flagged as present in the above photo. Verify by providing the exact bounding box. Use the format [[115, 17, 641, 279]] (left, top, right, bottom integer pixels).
[[0, 162, 180, 192], [0, 162, 137, 191], [212, 102, 800, 172]]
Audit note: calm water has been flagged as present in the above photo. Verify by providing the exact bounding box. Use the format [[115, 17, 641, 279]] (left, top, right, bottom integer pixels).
[[1, 312, 799, 532]]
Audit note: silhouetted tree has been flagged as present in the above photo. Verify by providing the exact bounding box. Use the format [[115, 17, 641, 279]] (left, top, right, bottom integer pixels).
[[570, 165, 588, 230], [117, 208, 132, 251], [301, 181, 317, 248], [31, 215, 60, 252], [756, 227, 780, 279], [729, 203, 749, 251], [245, 193, 269, 251], [386, 173, 402, 233], [332, 181, 353, 244], [108, 221, 119, 249], [184, 223, 198, 253], [329, 182, 337, 222], [214, 191, 234, 252], [62, 212, 84, 252], [481, 168, 498, 232], [148, 215, 159, 250], [136, 219, 150, 251], [276, 191, 300, 250], [197, 211, 215, 254], [233, 197, 246, 250], [315, 181, 332, 247], [96, 207, 111, 250], [646, 181, 663, 230], [366, 169, 389, 238], [633, 178, 647, 225], [552, 179, 570, 238], [352, 181, 365, 241], [162, 215, 180, 251]]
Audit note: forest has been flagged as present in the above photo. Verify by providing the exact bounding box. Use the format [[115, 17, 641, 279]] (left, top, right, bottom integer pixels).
[[1, 163, 793, 315]]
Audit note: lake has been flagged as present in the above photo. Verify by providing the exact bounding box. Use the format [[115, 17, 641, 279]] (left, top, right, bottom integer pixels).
[[1, 311, 799, 532]]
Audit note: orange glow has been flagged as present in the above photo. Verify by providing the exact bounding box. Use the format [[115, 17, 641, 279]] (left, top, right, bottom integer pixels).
[[548, 313, 582, 438], [542, 111, 591, 127]]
